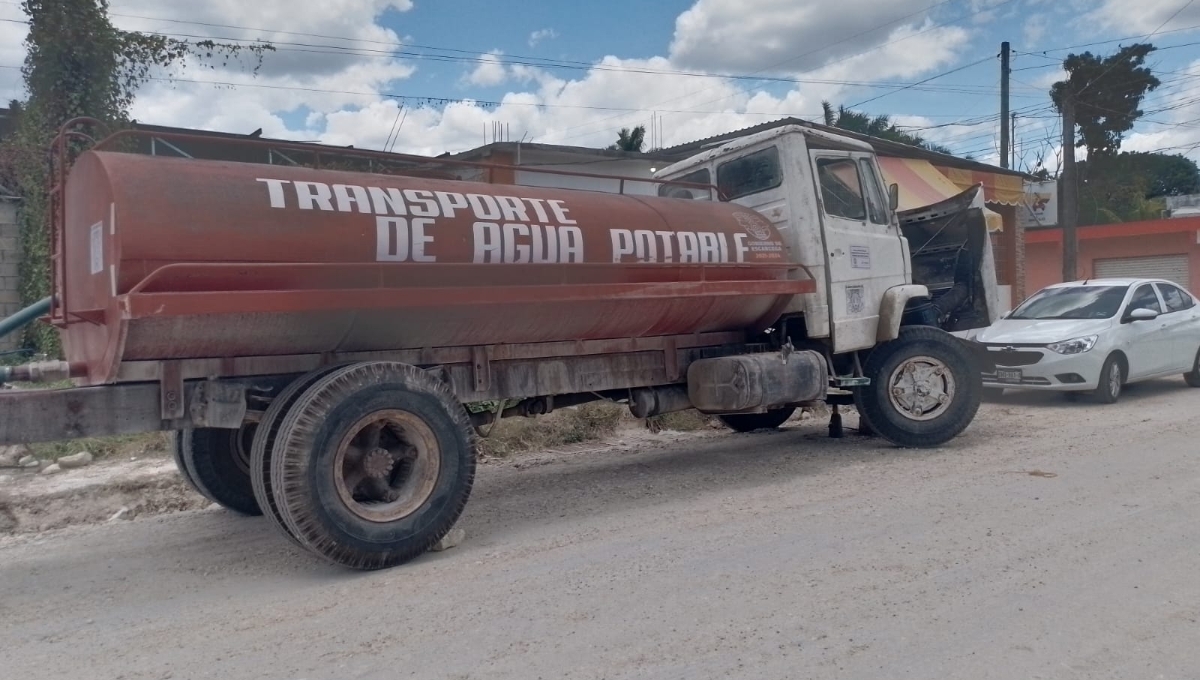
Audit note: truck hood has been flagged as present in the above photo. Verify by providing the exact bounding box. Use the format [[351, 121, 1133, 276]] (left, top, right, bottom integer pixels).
[[975, 317, 1112, 345]]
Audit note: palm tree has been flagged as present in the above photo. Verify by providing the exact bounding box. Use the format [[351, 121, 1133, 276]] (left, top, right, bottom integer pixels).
[[609, 125, 646, 152], [821, 101, 952, 154]]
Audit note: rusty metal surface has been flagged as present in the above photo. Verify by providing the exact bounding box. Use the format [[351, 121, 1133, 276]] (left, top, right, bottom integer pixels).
[[59, 148, 811, 385]]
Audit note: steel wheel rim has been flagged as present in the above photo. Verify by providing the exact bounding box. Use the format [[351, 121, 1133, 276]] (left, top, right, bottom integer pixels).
[[332, 410, 441, 523], [887, 355, 956, 422], [1108, 362, 1122, 397]]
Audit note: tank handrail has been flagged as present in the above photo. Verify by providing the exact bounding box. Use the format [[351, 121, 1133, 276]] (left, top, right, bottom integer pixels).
[[88, 127, 722, 198], [125, 260, 812, 296]]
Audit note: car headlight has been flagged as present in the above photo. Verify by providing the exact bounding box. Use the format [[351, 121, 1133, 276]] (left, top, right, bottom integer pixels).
[[1047, 335, 1098, 355]]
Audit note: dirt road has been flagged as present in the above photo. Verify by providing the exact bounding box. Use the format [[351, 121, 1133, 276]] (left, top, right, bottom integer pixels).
[[3, 382, 1199, 680]]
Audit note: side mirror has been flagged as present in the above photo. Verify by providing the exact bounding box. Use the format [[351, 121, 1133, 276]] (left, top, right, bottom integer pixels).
[[888, 183, 899, 211], [1127, 307, 1159, 322]]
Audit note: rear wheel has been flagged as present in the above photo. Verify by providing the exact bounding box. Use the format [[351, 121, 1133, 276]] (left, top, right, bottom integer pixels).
[[250, 365, 351, 549], [853, 326, 982, 448], [719, 408, 796, 432], [179, 425, 262, 516], [1184, 348, 1200, 387], [270, 362, 476, 570], [1093, 354, 1125, 404]]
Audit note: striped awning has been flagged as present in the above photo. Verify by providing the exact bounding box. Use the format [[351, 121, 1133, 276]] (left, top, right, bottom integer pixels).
[[877, 157, 1004, 232], [933, 165, 1025, 206]]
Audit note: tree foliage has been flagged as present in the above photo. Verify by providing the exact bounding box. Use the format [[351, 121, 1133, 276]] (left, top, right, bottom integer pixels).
[[1050, 43, 1161, 159], [609, 125, 646, 152], [0, 0, 270, 353], [1076, 151, 1200, 225], [821, 101, 953, 154]]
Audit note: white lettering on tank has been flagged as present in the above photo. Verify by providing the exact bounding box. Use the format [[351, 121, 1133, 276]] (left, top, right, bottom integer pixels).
[[333, 184, 372, 213], [496, 196, 530, 222], [677, 232, 699, 262], [548, 199, 576, 225], [376, 217, 409, 261], [530, 225, 559, 263], [294, 181, 333, 211], [475, 223, 583, 263], [434, 191, 468, 219], [256, 178, 290, 208], [503, 223, 531, 263], [368, 187, 407, 216], [698, 233, 721, 262], [560, 226, 584, 262], [403, 189, 440, 218], [377, 217, 437, 262], [610, 229, 634, 263], [733, 233, 749, 263], [654, 231, 675, 262], [718, 233, 729, 262], [633, 230, 658, 262], [473, 222, 502, 263], [524, 198, 551, 223], [467, 194, 502, 221]]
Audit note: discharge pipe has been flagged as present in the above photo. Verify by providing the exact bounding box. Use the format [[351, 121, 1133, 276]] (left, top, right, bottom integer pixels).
[[0, 297, 50, 341]]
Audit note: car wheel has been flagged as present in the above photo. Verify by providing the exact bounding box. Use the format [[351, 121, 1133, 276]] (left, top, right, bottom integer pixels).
[[1092, 354, 1125, 404], [1184, 347, 1200, 387]]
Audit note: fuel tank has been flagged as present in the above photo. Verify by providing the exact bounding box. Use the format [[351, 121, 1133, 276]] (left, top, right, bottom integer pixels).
[[60, 150, 811, 385]]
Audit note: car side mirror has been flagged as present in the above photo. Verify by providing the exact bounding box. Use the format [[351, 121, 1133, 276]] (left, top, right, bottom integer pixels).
[[888, 183, 899, 211], [1126, 307, 1159, 322]]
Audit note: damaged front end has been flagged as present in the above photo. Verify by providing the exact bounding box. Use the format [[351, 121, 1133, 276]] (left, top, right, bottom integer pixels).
[[899, 184, 1001, 336]]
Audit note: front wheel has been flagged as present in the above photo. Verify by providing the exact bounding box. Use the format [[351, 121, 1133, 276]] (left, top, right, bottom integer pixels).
[[1092, 354, 1125, 403], [853, 326, 982, 448], [719, 408, 796, 432]]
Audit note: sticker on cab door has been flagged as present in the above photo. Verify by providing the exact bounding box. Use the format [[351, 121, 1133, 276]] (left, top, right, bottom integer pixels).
[[846, 285, 866, 314], [90, 222, 103, 274], [850, 245, 870, 269]]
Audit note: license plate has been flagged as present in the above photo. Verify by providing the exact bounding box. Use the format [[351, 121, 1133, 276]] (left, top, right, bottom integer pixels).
[[996, 369, 1022, 384]]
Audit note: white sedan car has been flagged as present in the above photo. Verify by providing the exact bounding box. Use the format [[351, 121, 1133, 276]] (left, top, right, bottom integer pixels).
[[973, 278, 1200, 402]]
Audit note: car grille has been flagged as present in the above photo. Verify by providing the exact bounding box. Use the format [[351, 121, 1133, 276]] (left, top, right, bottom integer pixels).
[[985, 348, 1045, 367]]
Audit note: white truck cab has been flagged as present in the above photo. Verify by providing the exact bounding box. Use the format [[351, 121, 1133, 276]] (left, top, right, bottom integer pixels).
[[655, 124, 1000, 355]]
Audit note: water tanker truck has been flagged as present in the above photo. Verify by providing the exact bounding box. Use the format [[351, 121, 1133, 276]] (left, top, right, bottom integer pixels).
[[0, 120, 999, 570]]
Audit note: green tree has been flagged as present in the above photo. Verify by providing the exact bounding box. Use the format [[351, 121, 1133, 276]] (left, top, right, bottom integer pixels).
[[609, 125, 646, 152], [1075, 151, 1200, 225], [1050, 43, 1161, 159], [0, 0, 270, 353], [821, 101, 953, 154]]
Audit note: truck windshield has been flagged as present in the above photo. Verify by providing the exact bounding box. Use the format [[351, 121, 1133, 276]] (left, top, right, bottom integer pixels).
[[1009, 285, 1130, 320]]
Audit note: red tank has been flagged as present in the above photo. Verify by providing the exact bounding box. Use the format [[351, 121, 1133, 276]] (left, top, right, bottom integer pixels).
[[58, 150, 812, 385]]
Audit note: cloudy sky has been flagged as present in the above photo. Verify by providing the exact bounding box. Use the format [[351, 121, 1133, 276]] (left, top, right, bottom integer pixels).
[[1, 0, 1198, 172]]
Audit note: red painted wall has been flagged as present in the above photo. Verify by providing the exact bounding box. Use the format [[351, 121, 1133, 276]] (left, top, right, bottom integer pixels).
[[1024, 230, 1200, 303]]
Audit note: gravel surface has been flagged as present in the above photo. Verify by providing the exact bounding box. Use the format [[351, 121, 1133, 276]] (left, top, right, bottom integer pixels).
[[2, 381, 1198, 679]]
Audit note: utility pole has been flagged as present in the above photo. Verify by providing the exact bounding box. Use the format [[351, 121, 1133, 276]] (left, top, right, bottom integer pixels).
[[1000, 41, 1010, 169], [1060, 95, 1078, 282], [1011, 112, 1017, 168]]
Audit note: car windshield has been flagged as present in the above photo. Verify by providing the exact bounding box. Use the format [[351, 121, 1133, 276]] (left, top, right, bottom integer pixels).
[[1009, 285, 1130, 320]]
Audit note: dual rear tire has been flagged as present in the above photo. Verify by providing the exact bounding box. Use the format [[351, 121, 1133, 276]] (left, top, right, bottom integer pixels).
[[172, 361, 477, 571]]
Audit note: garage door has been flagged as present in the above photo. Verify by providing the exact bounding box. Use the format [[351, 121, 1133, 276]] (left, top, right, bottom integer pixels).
[[1093, 254, 1190, 288]]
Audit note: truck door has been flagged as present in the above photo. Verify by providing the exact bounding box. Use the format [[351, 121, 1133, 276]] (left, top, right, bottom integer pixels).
[[809, 151, 909, 353]]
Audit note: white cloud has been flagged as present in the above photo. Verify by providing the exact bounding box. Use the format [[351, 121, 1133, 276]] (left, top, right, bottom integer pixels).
[[0, 3, 28, 103], [668, 0, 957, 74], [528, 28, 558, 48], [1089, 0, 1200, 34], [1121, 59, 1200, 161], [1023, 14, 1048, 45], [465, 50, 508, 87]]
